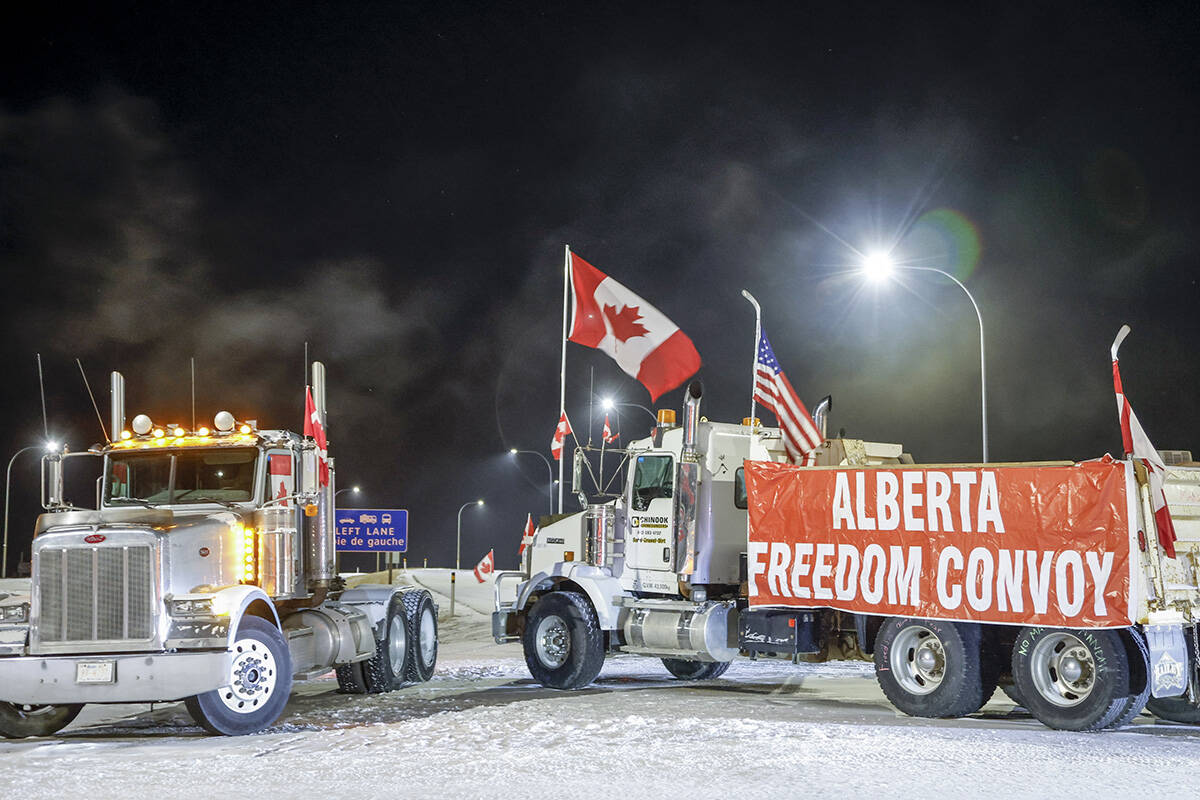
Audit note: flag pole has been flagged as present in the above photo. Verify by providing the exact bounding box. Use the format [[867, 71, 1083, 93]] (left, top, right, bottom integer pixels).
[[741, 290, 762, 427], [558, 245, 571, 514]]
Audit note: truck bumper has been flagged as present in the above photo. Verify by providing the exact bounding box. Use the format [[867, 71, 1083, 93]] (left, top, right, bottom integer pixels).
[[0, 650, 232, 704], [492, 610, 519, 644]]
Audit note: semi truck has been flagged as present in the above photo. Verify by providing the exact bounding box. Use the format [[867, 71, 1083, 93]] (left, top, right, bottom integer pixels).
[[494, 380, 1200, 731], [0, 362, 437, 737]]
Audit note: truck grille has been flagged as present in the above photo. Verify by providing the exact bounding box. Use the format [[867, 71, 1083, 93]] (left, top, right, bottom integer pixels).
[[37, 544, 156, 643]]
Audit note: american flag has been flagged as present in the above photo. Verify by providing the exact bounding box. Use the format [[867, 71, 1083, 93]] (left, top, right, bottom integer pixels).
[[754, 330, 823, 465]]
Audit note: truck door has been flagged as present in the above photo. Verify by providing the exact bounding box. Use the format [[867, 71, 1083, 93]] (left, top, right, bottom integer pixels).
[[624, 453, 675, 572]]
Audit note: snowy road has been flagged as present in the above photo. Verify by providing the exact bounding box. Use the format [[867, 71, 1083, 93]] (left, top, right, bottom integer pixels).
[[2, 572, 1200, 798]]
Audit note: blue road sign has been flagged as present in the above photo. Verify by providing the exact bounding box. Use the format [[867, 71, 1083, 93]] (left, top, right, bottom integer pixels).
[[335, 508, 408, 552]]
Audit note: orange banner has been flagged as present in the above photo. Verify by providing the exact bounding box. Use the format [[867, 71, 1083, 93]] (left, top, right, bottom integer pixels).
[[745, 460, 1134, 628]]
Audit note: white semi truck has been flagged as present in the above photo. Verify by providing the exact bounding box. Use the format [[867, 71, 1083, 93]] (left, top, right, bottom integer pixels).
[[495, 381, 1200, 731], [0, 362, 437, 737]]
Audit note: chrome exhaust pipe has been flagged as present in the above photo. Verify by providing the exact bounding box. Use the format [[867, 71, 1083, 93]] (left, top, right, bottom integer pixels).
[[813, 395, 832, 440], [110, 372, 125, 442], [681, 381, 702, 461]]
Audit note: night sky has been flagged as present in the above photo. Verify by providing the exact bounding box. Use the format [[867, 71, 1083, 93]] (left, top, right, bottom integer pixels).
[[2, 3, 1198, 574]]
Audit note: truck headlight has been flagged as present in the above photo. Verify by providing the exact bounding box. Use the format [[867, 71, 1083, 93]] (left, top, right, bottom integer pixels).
[[170, 597, 215, 617], [1, 603, 29, 623]]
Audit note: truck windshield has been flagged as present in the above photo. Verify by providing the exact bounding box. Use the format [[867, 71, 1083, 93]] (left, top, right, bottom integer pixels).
[[631, 454, 673, 511], [106, 448, 258, 505]]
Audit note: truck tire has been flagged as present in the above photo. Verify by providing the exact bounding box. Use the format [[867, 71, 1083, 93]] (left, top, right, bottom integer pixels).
[[0, 703, 84, 738], [1145, 696, 1200, 723], [1108, 629, 1151, 729], [402, 589, 438, 683], [184, 616, 293, 736], [335, 661, 368, 694], [661, 658, 731, 680], [522, 590, 605, 690], [362, 594, 411, 693], [1011, 627, 1129, 731], [874, 617, 984, 718]]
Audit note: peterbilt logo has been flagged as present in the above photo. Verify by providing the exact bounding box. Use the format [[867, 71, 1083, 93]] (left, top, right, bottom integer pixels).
[[84, 534, 106, 544]]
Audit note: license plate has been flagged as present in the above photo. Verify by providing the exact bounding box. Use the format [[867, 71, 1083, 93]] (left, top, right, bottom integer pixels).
[[75, 660, 116, 684]]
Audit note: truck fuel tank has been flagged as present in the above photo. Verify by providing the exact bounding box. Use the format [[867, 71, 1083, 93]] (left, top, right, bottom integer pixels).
[[619, 599, 738, 662]]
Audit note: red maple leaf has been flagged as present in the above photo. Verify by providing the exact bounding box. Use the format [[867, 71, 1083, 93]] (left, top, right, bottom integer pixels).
[[603, 304, 649, 342]]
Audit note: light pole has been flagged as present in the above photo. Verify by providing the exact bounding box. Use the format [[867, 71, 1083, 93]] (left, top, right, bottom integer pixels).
[[4, 442, 59, 578], [451, 498, 484, 616], [862, 252, 988, 463], [509, 450, 553, 515]]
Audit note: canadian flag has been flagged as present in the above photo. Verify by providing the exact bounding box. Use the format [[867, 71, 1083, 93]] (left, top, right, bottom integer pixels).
[[602, 414, 618, 444], [518, 513, 536, 557], [473, 549, 495, 583], [550, 411, 572, 461], [568, 252, 701, 402], [1112, 326, 1177, 557], [304, 387, 329, 487]]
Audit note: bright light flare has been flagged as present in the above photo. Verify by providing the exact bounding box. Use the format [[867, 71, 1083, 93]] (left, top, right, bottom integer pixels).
[[601, 397, 615, 410], [861, 250, 896, 282]]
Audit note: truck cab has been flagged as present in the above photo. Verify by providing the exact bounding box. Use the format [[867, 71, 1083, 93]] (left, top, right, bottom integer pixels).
[[0, 364, 438, 738]]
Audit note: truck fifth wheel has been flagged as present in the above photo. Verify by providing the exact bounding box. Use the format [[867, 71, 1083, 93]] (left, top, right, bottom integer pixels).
[[494, 380, 1200, 732], [0, 362, 437, 737]]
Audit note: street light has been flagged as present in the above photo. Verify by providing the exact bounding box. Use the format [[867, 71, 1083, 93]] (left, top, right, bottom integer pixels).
[[862, 250, 989, 463], [451, 498, 484, 616], [4, 441, 61, 578], [334, 485, 361, 500], [456, 499, 484, 571], [509, 449, 553, 515], [600, 397, 657, 422]]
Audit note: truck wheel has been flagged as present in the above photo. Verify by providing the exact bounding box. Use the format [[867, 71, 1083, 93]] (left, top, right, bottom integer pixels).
[[522, 590, 605, 690], [874, 618, 984, 718], [1000, 681, 1025, 708], [402, 589, 438, 683], [1108, 630, 1151, 728], [0, 703, 84, 738], [184, 616, 293, 736], [1011, 627, 1129, 731], [1145, 696, 1200, 723], [334, 661, 368, 694], [363, 594, 411, 693], [661, 658, 731, 680]]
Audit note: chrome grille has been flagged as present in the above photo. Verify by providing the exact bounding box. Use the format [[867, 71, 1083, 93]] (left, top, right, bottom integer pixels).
[[38, 543, 156, 644]]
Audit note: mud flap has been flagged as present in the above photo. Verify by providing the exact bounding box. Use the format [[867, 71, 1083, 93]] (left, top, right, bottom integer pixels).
[[1145, 623, 1189, 698]]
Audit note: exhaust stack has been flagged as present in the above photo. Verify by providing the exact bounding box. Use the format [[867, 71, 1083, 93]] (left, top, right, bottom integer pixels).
[[813, 395, 832, 440], [110, 372, 125, 442], [674, 381, 703, 577], [305, 361, 335, 588]]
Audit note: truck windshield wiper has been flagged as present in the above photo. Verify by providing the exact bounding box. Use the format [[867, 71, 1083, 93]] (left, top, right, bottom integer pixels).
[[109, 497, 158, 508]]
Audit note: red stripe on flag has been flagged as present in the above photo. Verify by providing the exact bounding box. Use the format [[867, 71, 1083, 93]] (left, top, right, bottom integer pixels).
[[568, 253, 608, 347], [636, 328, 702, 402]]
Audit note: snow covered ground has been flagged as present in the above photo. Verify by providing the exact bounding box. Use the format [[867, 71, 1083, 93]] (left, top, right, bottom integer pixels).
[[2, 571, 1200, 799]]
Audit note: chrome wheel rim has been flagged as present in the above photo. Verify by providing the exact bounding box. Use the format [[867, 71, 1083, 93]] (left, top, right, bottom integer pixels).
[[890, 624, 946, 695], [218, 635, 279, 713], [535, 613, 570, 669], [1029, 632, 1095, 707], [419, 606, 436, 667], [388, 615, 407, 678]]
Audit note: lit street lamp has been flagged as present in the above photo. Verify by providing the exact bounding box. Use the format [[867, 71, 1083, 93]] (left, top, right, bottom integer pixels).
[[509, 449, 554, 515], [334, 485, 361, 501], [4, 441, 60, 578], [862, 251, 988, 463], [600, 397, 657, 422]]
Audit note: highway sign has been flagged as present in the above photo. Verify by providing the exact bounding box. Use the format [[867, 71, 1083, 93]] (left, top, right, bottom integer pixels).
[[335, 508, 408, 552]]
